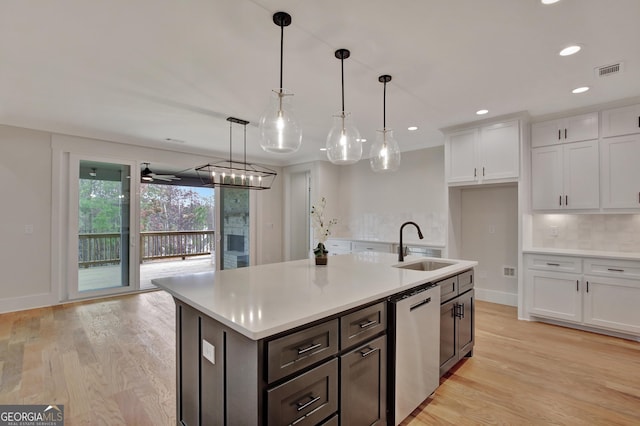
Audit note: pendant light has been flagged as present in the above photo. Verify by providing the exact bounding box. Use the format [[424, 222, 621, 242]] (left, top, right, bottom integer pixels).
[[370, 75, 401, 172], [197, 117, 277, 190], [326, 49, 362, 165], [258, 12, 302, 154]]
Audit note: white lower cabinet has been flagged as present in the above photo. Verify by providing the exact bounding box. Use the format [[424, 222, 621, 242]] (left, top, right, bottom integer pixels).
[[525, 254, 640, 337], [526, 269, 582, 323], [583, 275, 640, 335]]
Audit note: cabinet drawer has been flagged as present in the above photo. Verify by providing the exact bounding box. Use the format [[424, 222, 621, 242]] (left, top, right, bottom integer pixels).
[[352, 241, 392, 253], [526, 254, 582, 273], [437, 275, 458, 303], [267, 320, 339, 383], [458, 270, 474, 294], [584, 258, 640, 280], [340, 302, 386, 350], [340, 335, 387, 426], [267, 358, 338, 426]]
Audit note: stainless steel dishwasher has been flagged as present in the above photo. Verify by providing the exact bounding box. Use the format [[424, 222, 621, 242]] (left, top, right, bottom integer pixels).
[[388, 283, 441, 425]]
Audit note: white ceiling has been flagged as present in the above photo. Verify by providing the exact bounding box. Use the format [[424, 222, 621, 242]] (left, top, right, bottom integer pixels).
[[2, 0, 640, 167]]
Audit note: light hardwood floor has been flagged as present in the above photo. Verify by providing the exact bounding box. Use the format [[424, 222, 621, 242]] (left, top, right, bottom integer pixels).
[[1, 293, 639, 425]]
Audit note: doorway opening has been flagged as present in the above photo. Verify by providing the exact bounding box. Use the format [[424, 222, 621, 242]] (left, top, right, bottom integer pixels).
[[139, 179, 215, 289]]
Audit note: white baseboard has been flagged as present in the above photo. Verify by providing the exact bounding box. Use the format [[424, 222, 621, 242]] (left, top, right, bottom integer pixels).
[[0, 292, 58, 314], [474, 288, 517, 307]]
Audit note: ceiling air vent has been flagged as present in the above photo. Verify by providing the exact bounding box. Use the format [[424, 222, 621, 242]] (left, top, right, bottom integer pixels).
[[595, 62, 623, 78]]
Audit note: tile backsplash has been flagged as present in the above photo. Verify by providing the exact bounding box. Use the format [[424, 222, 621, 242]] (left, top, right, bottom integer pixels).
[[532, 214, 640, 252], [334, 212, 447, 246]]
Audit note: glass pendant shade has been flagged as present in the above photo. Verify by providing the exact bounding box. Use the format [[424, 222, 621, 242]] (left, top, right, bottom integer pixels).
[[326, 112, 362, 165], [259, 89, 302, 153], [369, 128, 401, 172]]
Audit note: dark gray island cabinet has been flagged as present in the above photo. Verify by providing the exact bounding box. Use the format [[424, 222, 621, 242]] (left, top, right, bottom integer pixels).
[[175, 298, 387, 425], [154, 253, 478, 425]]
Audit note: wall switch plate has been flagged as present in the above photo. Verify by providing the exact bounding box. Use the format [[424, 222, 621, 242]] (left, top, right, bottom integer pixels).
[[24, 224, 34, 234], [202, 339, 215, 364]]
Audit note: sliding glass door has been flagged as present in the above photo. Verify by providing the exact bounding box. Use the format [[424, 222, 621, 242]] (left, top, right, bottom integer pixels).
[[72, 159, 135, 298]]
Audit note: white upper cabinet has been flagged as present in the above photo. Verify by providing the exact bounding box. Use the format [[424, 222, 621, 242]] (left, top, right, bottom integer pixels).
[[601, 104, 640, 137], [600, 134, 640, 209], [531, 140, 599, 210], [531, 112, 598, 148], [446, 120, 520, 185], [446, 128, 477, 184]]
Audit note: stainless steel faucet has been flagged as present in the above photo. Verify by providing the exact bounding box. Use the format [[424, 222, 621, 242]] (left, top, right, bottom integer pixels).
[[398, 221, 424, 262]]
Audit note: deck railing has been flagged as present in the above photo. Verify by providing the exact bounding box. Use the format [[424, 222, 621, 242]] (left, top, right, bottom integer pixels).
[[78, 230, 215, 268]]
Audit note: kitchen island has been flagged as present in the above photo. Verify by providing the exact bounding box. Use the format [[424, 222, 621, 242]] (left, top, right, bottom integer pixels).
[[154, 252, 476, 425]]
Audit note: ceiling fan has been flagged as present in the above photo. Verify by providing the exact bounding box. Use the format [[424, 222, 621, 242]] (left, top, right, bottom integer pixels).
[[141, 163, 181, 182]]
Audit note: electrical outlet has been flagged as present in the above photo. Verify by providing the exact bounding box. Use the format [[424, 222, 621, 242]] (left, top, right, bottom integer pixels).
[[550, 226, 559, 237], [202, 339, 215, 364], [24, 225, 34, 235]]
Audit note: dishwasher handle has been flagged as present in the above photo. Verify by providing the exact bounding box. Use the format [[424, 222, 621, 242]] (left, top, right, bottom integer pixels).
[[409, 297, 432, 311]]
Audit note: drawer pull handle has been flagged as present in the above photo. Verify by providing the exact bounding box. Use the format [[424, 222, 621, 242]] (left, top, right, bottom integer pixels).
[[410, 297, 432, 311], [360, 346, 379, 358], [296, 395, 321, 412], [607, 268, 624, 272], [546, 262, 560, 266], [297, 342, 322, 355], [358, 319, 377, 329]]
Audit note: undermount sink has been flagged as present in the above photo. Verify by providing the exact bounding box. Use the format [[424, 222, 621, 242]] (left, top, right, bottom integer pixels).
[[393, 260, 455, 271]]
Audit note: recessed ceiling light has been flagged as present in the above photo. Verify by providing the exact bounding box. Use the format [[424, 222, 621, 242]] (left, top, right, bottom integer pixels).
[[572, 86, 590, 94], [408, 126, 418, 131], [476, 109, 489, 115], [559, 45, 581, 56], [541, 0, 560, 4], [356, 138, 367, 143], [320, 147, 327, 151]]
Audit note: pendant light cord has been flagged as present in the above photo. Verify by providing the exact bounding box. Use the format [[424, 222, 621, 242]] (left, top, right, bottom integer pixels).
[[341, 56, 345, 113], [383, 80, 387, 129], [229, 120, 233, 163], [279, 24, 284, 91]]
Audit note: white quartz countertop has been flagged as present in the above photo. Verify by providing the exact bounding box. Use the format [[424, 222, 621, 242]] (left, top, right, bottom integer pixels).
[[523, 247, 640, 261], [153, 253, 476, 340]]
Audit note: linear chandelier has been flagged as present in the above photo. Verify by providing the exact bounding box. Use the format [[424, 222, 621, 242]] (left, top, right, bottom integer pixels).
[[196, 117, 277, 190]]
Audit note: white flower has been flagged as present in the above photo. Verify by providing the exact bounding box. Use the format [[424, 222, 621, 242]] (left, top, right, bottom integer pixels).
[[310, 197, 338, 244]]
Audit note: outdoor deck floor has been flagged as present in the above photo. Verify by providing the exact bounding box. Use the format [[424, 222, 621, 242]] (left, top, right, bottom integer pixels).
[[78, 255, 215, 292]]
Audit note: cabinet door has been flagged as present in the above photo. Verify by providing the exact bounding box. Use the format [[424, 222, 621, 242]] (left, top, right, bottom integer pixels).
[[340, 335, 386, 426], [531, 119, 562, 148], [526, 270, 582, 323], [479, 120, 519, 181], [564, 112, 599, 143], [601, 104, 640, 137], [531, 145, 563, 210], [600, 134, 640, 208], [583, 275, 640, 335], [446, 128, 478, 184], [457, 290, 474, 357], [563, 140, 599, 209], [439, 298, 458, 376]]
